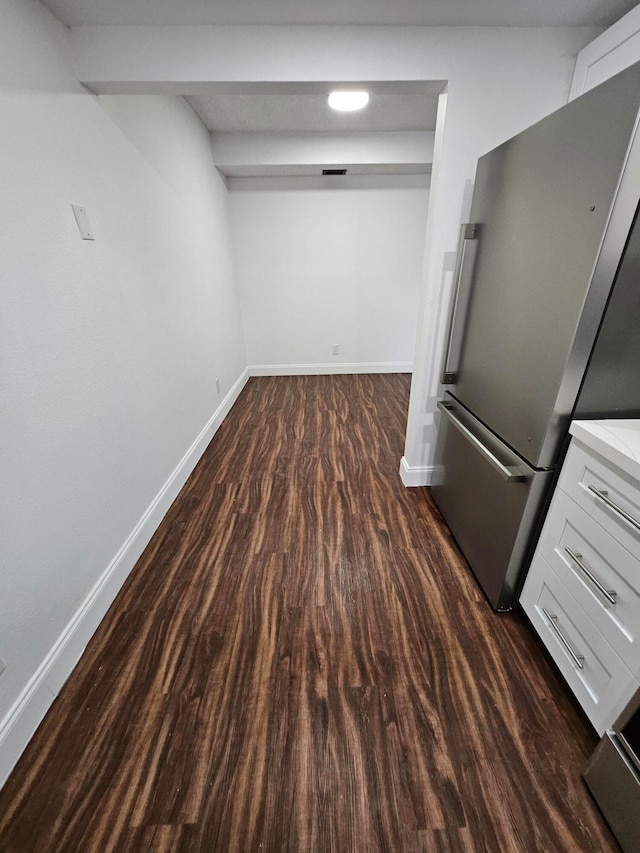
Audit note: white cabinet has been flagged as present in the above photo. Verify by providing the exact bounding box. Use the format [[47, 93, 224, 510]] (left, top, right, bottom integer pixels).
[[521, 420, 640, 735]]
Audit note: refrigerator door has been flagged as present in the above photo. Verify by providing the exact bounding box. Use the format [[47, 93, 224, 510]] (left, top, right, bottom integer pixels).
[[449, 65, 640, 468], [431, 394, 553, 611], [576, 205, 640, 418]]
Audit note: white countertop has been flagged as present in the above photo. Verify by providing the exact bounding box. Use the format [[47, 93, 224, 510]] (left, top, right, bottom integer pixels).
[[570, 419, 640, 482]]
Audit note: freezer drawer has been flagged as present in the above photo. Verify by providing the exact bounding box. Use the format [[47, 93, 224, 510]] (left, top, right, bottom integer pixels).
[[431, 394, 553, 610]]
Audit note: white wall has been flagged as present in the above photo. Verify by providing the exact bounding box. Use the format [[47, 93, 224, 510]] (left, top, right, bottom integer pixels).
[[0, 0, 247, 785], [212, 131, 434, 176], [67, 24, 600, 481], [229, 174, 429, 370], [0, 7, 605, 785]]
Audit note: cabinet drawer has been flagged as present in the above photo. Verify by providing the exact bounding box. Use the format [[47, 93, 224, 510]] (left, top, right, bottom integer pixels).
[[521, 554, 636, 734], [562, 440, 640, 557], [536, 489, 640, 675]]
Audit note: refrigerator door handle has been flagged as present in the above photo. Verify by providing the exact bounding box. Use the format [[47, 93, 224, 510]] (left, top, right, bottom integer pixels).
[[437, 400, 526, 482], [441, 222, 478, 384]]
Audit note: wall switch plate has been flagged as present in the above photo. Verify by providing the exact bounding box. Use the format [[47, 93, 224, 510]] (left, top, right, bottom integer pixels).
[[332, 344, 340, 355], [71, 203, 95, 241]]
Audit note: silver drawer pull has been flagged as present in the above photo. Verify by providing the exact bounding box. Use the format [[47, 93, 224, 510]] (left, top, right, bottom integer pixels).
[[588, 485, 640, 534], [542, 607, 585, 669], [564, 547, 617, 605]]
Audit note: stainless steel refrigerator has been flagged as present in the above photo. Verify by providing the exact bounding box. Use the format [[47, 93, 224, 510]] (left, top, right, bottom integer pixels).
[[431, 61, 640, 611]]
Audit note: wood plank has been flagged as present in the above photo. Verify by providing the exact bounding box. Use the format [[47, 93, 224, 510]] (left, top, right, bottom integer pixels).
[[0, 374, 617, 851]]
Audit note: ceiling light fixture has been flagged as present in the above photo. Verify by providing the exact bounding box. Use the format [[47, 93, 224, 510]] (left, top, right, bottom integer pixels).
[[328, 90, 370, 112]]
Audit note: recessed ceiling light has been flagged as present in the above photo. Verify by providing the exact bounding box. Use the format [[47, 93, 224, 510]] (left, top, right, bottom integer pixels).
[[328, 90, 370, 112]]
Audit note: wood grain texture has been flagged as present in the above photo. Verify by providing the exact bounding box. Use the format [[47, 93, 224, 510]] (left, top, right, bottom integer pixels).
[[0, 375, 616, 851]]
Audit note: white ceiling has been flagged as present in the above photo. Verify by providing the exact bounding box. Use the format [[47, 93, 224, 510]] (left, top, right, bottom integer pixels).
[[186, 82, 443, 134], [41, 0, 637, 176], [40, 0, 638, 29]]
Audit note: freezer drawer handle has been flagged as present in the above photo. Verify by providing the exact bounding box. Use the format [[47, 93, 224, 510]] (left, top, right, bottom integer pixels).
[[441, 222, 477, 384], [542, 608, 585, 669], [436, 401, 525, 482], [588, 486, 640, 534], [564, 547, 617, 605]]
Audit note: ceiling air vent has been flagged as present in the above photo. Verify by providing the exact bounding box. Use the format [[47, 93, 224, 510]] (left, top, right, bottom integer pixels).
[[322, 168, 347, 176]]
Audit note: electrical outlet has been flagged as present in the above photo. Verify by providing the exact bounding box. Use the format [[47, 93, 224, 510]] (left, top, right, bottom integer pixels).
[[216, 377, 221, 393], [0, 658, 5, 677], [332, 344, 340, 355]]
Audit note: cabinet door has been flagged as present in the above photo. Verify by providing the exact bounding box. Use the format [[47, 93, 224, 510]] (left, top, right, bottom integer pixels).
[[535, 489, 640, 675], [521, 554, 637, 734], [562, 441, 640, 557]]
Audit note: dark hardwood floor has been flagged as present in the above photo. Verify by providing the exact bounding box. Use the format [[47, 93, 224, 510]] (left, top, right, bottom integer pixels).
[[0, 374, 617, 851]]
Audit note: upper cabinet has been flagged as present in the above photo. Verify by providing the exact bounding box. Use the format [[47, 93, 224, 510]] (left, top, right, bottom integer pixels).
[[570, 5, 640, 99]]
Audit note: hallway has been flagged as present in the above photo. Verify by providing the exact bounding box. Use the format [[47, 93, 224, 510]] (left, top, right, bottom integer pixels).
[[0, 375, 615, 851]]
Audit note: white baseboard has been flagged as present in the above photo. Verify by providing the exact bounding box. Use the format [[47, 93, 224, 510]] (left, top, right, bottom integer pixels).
[[249, 361, 412, 376], [399, 456, 434, 487], [0, 367, 250, 791]]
